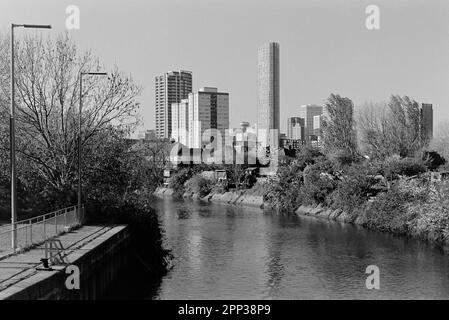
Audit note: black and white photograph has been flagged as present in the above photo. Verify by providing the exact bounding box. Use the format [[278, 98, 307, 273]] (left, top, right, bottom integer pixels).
[[0, 0, 449, 309]]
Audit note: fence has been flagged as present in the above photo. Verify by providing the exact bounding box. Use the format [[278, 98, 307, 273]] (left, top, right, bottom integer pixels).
[[0, 205, 84, 257]]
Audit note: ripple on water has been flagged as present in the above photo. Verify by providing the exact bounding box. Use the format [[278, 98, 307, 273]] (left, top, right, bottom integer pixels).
[[152, 198, 449, 300]]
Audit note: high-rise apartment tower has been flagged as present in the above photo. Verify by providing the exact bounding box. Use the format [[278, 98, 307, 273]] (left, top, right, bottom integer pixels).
[[155, 70, 192, 139]]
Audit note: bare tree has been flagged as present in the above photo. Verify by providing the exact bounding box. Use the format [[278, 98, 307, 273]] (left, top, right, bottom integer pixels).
[[0, 33, 141, 195], [357, 95, 424, 160]]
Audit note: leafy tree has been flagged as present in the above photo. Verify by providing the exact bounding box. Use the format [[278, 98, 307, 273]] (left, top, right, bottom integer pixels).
[[322, 94, 357, 156]]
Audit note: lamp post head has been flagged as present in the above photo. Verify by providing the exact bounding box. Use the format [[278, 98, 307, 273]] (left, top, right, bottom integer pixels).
[[23, 24, 52, 29], [82, 72, 107, 76]]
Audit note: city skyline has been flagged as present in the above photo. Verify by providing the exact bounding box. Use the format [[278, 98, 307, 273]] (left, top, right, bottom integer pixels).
[[1, 0, 448, 135]]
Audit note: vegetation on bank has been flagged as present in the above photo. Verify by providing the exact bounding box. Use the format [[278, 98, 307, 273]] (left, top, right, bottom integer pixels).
[[168, 164, 252, 198], [0, 34, 171, 276], [263, 93, 449, 246]]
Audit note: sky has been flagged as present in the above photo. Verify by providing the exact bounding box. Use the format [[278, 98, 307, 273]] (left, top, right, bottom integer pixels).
[[1, 0, 449, 135]]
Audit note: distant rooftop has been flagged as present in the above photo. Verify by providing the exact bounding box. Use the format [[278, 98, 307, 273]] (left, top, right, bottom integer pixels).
[[199, 87, 218, 93]]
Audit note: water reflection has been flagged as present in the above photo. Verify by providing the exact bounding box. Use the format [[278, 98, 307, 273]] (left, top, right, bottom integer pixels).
[[151, 198, 449, 300]]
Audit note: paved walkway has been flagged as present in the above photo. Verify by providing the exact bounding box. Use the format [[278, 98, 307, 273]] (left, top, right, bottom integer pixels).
[[0, 225, 112, 295]]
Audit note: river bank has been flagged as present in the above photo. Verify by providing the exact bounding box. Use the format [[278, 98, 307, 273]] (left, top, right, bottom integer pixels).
[[154, 186, 355, 222], [154, 186, 449, 253], [154, 186, 357, 224], [154, 186, 265, 208]]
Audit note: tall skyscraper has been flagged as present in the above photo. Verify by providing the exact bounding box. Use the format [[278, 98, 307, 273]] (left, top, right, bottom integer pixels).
[[155, 70, 192, 139], [298, 104, 323, 141], [421, 103, 433, 144], [257, 42, 280, 145], [188, 87, 229, 148], [287, 117, 305, 140]]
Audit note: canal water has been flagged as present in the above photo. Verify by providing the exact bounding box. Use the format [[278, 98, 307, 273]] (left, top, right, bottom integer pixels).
[[151, 197, 449, 300]]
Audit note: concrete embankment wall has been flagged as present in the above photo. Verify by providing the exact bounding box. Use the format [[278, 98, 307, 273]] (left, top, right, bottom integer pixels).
[[0, 226, 130, 300], [154, 187, 355, 223], [154, 187, 265, 209]]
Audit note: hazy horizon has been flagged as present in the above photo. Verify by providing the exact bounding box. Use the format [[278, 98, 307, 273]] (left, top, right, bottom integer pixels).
[[1, 0, 448, 136]]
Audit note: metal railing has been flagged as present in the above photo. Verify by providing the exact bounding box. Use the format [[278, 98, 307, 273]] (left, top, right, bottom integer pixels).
[[0, 205, 84, 257]]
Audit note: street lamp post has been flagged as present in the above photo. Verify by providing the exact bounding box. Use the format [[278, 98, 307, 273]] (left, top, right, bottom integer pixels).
[[78, 72, 107, 216], [10, 23, 51, 252]]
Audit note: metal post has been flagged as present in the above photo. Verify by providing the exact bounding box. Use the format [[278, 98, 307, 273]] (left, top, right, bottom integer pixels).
[[43, 216, 46, 240], [10, 23, 51, 252], [10, 24, 17, 252], [78, 74, 82, 213], [29, 219, 32, 244]]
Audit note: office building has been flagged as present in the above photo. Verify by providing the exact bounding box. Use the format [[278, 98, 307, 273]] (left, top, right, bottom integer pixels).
[[287, 117, 305, 140], [298, 104, 323, 141], [313, 115, 322, 136], [171, 99, 189, 146], [155, 70, 192, 139], [421, 103, 433, 144], [188, 87, 229, 148], [257, 42, 280, 145], [145, 130, 156, 141]]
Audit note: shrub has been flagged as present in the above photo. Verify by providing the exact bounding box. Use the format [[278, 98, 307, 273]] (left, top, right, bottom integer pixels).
[[359, 179, 428, 234], [358, 187, 415, 234], [298, 159, 337, 206], [409, 202, 449, 244], [295, 146, 325, 171], [383, 155, 426, 180], [185, 175, 214, 197], [330, 164, 377, 213], [408, 181, 449, 244], [263, 162, 303, 212], [169, 168, 194, 197], [327, 149, 359, 170], [422, 150, 446, 171]]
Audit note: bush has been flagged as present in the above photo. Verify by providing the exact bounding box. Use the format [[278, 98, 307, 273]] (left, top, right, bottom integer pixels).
[[422, 150, 446, 171], [185, 175, 214, 197], [295, 146, 325, 171], [327, 149, 359, 170], [358, 187, 415, 234], [169, 168, 194, 197], [359, 179, 428, 234], [410, 202, 449, 244], [383, 155, 426, 180], [330, 164, 377, 213], [298, 159, 337, 206], [263, 162, 303, 212], [408, 181, 449, 244], [87, 196, 172, 277]]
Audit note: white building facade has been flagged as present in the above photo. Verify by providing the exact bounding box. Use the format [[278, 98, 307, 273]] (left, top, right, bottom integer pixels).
[[171, 87, 229, 149], [171, 99, 189, 146]]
